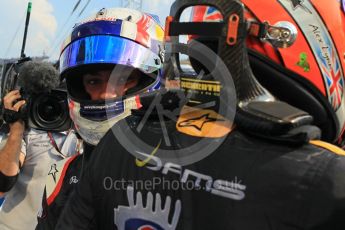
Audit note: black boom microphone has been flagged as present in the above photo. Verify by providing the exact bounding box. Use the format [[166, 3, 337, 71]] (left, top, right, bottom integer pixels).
[[18, 61, 60, 94]]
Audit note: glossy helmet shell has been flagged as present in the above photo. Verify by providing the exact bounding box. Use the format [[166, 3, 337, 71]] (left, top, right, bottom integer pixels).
[[242, 0, 345, 144]]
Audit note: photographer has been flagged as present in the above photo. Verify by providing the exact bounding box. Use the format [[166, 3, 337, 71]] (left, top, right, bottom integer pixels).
[[0, 90, 26, 195], [0, 63, 81, 230]]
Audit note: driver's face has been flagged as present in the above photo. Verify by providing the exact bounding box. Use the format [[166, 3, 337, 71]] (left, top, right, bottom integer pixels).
[[82, 69, 139, 100]]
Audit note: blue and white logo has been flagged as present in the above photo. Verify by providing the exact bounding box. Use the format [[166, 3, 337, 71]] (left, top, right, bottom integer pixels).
[[114, 186, 181, 230]]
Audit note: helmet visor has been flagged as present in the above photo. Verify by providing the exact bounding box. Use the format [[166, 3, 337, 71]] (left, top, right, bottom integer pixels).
[[60, 35, 161, 77]]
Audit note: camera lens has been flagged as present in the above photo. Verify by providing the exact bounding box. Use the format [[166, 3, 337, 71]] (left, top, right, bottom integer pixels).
[[30, 91, 71, 131], [37, 98, 62, 122]]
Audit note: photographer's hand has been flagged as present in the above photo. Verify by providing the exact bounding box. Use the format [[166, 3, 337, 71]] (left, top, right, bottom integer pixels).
[[0, 90, 26, 192], [3, 90, 26, 109], [3, 90, 26, 133]]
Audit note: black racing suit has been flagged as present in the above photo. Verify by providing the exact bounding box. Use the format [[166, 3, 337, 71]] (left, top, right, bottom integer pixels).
[[35, 144, 94, 230], [56, 110, 345, 230]]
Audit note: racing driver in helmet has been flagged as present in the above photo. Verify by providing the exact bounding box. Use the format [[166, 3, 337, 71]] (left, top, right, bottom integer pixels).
[[36, 7, 164, 229]]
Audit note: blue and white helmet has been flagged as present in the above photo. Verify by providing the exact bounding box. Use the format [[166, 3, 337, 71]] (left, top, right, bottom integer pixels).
[[59, 8, 164, 145]]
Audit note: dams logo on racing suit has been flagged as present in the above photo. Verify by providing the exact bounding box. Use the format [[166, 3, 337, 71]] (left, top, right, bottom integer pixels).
[[114, 186, 181, 230], [135, 151, 246, 201]]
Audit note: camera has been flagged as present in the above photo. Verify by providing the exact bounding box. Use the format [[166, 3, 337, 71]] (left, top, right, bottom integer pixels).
[[0, 58, 72, 132]]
